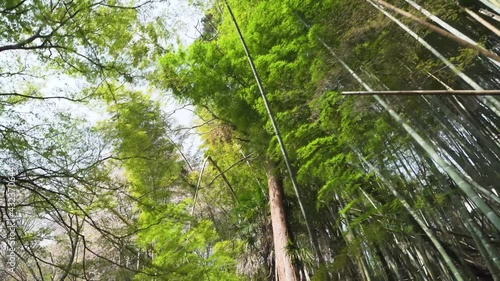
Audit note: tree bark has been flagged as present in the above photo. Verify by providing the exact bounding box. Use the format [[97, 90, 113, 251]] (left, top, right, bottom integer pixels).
[[266, 160, 299, 281]]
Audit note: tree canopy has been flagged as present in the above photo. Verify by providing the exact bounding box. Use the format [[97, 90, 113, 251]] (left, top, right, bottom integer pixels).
[[1, 0, 500, 280]]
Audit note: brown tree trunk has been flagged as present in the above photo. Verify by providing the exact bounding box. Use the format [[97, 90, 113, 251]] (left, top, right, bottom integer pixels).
[[266, 160, 299, 281]]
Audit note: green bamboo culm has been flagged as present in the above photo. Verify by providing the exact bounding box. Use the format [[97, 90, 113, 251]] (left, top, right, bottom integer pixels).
[[356, 151, 466, 281], [222, 0, 324, 267]]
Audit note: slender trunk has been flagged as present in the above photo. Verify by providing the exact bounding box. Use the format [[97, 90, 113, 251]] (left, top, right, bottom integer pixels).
[[338, 195, 373, 281], [397, 239, 432, 280], [207, 156, 238, 202], [413, 240, 441, 280], [374, 94, 500, 231], [464, 8, 500, 36], [224, 0, 323, 264], [447, 96, 500, 152], [404, 0, 500, 68], [479, 8, 500, 22], [457, 202, 500, 281], [306, 27, 500, 231], [365, 0, 478, 90], [266, 160, 299, 281], [371, 0, 500, 62], [477, 0, 500, 17], [366, 0, 500, 117], [191, 156, 209, 215], [342, 90, 500, 95]]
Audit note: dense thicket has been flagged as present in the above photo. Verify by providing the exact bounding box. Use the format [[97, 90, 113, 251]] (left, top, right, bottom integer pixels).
[[1, 0, 499, 280]]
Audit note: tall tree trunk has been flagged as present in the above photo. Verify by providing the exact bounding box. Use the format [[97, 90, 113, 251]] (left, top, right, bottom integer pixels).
[[266, 160, 299, 281], [464, 7, 500, 36]]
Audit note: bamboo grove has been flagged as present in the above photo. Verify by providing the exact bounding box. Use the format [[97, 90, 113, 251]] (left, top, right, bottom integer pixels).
[[0, 0, 499, 280]]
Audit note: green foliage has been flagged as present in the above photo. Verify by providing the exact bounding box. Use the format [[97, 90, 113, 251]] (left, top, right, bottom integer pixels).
[[103, 90, 181, 203], [0, 0, 167, 87], [3, 0, 497, 279], [134, 200, 241, 281], [101, 89, 241, 280]]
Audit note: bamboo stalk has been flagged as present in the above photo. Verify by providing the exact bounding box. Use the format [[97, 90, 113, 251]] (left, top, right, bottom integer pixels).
[[464, 8, 500, 36], [488, 0, 500, 7], [477, 0, 500, 16], [372, 0, 500, 62], [191, 156, 209, 215], [479, 8, 500, 22], [207, 156, 239, 202], [457, 204, 500, 279], [367, 0, 480, 88], [405, 0, 474, 43], [303, 16, 500, 231], [223, 0, 324, 266], [341, 90, 500, 95], [404, 0, 500, 69], [356, 152, 466, 281], [401, 0, 500, 114], [367, 0, 500, 120]]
